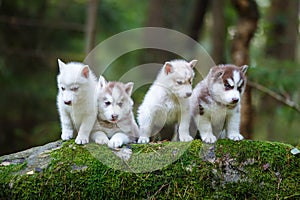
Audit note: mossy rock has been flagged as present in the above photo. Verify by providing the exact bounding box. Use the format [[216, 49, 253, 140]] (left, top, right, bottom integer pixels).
[[0, 139, 299, 199]]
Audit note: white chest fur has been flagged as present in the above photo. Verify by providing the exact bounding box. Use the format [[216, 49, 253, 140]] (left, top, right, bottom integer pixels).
[[163, 96, 181, 123], [205, 103, 238, 135]]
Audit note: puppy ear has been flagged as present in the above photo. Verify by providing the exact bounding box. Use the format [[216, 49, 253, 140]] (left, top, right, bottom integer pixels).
[[124, 82, 134, 96], [58, 59, 65, 72], [98, 75, 107, 89], [241, 65, 248, 75], [164, 62, 173, 75], [215, 70, 224, 79], [81, 65, 90, 78], [189, 60, 198, 68]]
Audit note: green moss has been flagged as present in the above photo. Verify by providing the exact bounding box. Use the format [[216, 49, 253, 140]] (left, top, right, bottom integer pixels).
[[0, 139, 299, 199]]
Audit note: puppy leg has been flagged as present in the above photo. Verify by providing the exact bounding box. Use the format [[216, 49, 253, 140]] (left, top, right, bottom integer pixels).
[[90, 131, 109, 145], [138, 106, 168, 143], [178, 101, 193, 142], [137, 107, 156, 144], [226, 112, 244, 141], [60, 109, 74, 141], [138, 127, 151, 144], [195, 115, 216, 143], [75, 116, 95, 144], [108, 133, 130, 148]]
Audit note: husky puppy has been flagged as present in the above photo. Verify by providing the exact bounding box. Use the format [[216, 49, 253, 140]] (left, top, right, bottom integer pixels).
[[190, 64, 248, 143], [91, 76, 139, 148], [137, 59, 198, 143], [57, 59, 97, 144]]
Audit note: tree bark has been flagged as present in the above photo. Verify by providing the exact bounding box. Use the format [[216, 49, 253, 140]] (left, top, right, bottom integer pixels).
[[212, 0, 226, 64], [188, 0, 210, 41], [266, 0, 299, 60], [85, 0, 99, 54], [231, 0, 259, 139], [146, 0, 164, 27]]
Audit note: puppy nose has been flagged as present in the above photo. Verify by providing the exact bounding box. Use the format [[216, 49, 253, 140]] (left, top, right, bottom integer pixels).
[[64, 101, 72, 105], [186, 92, 192, 97], [231, 98, 239, 104], [111, 114, 118, 120]]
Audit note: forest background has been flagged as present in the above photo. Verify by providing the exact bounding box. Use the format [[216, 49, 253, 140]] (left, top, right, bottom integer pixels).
[[0, 0, 299, 155]]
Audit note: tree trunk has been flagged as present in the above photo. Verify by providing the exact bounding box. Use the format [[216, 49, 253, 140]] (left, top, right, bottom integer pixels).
[[188, 0, 210, 41], [231, 0, 259, 139], [266, 0, 299, 60], [212, 0, 226, 64], [85, 0, 99, 54], [144, 0, 186, 64], [146, 0, 164, 27], [263, 0, 299, 140]]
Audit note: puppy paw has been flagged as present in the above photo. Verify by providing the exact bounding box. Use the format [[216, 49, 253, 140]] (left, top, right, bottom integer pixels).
[[137, 136, 150, 144], [61, 129, 73, 141], [179, 134, 193, 142], [108, 138, 123, 148], [75, 136, 89, 145], [228, 133, 244, 141], [95, 135, 109, 145], [202, 135, 217, 143]]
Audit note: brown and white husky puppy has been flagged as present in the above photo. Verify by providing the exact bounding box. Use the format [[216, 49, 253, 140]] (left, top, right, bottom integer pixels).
[[91, 76, 139, 148], [190, 64, 248, 143]]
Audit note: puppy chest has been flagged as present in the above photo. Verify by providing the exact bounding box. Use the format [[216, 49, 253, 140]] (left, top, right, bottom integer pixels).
[[207, 105, 228, 131], [164, 100, 180, 122]]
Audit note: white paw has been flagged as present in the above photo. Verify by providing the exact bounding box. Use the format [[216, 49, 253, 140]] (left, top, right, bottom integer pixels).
[[61, 129, 73, 140], [137, 136, 150, 144], [108, 137, 124, 148], [95, 135, 109, 145], [179, 134, 193, 142], [228, 133, 244, 141], [75, 136, 89, 145], [202, 134, 217, 143]]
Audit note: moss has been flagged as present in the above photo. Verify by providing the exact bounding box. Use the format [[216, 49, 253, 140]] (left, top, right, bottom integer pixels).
[[213, 140, 299, 199], [0, 139, 299, 199]]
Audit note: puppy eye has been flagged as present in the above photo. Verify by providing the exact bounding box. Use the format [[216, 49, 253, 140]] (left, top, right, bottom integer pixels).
[[61, 87, 65, 91], [224, 83, 233, 90], [104, 101, 111, 106], [71, 87, 79, 92], [177, 81, 183, 85], [117, 102, 123, 107], [237, 86, 242, 93], [237, 82, 244, 93]]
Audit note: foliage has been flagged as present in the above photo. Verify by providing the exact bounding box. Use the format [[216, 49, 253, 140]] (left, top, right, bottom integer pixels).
[[248, 58, 300, 144], [0, 0, 147, 155], [250, 59, 300, 96], [0, 0, 299, 155]]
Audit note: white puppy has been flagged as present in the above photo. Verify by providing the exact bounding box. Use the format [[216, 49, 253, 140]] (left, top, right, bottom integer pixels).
[[190, 64, 248, 143], [137, 59, 198, 143], [57, 59, 97, 144], [91, 76, 139, 148]]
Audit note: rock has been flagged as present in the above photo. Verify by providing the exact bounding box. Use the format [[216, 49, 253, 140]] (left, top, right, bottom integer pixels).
[[0, 139, 299, 199], [0, 141, 63, 176]]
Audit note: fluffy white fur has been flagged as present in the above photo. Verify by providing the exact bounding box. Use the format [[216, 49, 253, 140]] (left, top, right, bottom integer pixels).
[[137, 59, 198, 143], [190, 64, 248, 143], [91, 76, 139, 148], [57, 59, 97, 144]]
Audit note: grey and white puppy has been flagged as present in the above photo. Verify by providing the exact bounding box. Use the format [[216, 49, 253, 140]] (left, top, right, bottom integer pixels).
[[92, 76, 139, 148]]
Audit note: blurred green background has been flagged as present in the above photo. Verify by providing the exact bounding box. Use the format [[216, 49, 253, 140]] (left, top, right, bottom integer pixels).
[[0, 0, 299, 155]]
